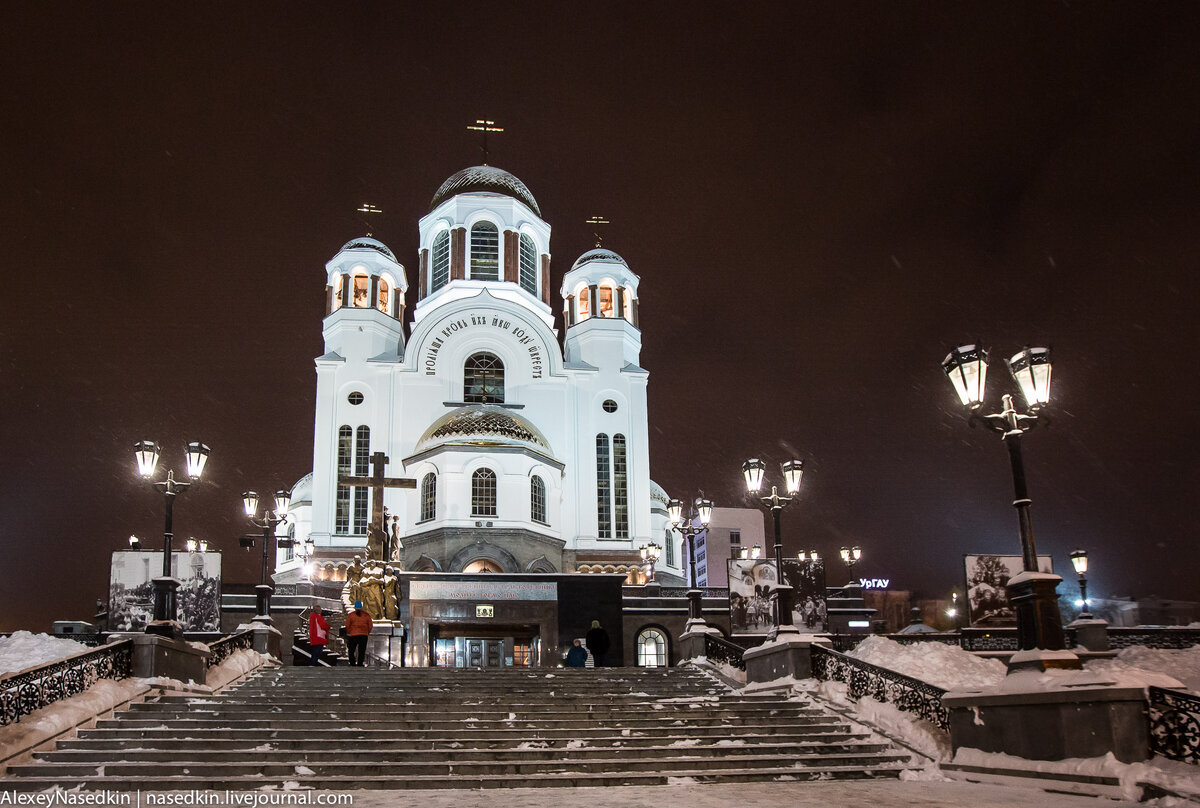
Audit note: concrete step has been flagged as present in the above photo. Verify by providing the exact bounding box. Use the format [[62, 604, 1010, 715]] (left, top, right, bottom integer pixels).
[[91, 713, 837, 730], [122, 705, 820, 719]]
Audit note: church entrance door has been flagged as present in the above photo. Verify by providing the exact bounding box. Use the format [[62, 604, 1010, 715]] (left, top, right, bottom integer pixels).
[[430, 625, 539, 668]]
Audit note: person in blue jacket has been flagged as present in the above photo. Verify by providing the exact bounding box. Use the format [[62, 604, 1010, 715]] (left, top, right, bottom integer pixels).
[[565, 639, 588, 667]]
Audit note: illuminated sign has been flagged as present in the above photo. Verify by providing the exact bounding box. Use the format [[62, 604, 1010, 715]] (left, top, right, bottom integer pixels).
[[859, 578, 890, 590], [410, 580, 557, 601], [476, 604, 494, 618]]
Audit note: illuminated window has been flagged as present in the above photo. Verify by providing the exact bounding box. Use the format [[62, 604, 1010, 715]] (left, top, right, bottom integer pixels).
[[596, 434, 611, 538], [420, 473, 436, 522], [464, 352, 504, 403], [353, 426, 370, 533], [464, 558, 503, 573], [665, 528, 675, 566], [613, 434, 629, 539], [352, 275, 370, 308], [519, 234, 537, 295], [637, 628, 667, 667], [431, 231, 450, 292], [598, 285, 615, 318], [472, 468, 497, 517], [331, 274, 343, 310], [531, 475, 546, 524], [335, 426, 352, 534], [377, 278, 389, 312], [470, 222, 499, 281], [576, 285, 590, 320]]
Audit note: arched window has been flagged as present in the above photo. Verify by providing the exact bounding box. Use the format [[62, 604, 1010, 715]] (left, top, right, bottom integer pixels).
[[531, 475, 546, 524], [636, 628, 668, 667], [519, 234, 538, 295], [598, 284, 615, 318], [472, 468, 497, 517], [431, 230, 450, 292], [464, 559, 504, 574], [470, 222, 499, 281], [576, 284, 591, 321], [331, 274, 343, 311], [352, 274, 370, 308], [420, 473, 436, 522], [613, 434, 629, 539], [464, 352, 504, 403], [353, 426, 370, 533], [335, 426, 352, 534], [377, 277, 389, 312], [596, 434, 612, 538]]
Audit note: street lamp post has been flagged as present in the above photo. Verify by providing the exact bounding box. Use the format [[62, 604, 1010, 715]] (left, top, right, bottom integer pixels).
[[667, 497, 714, 629], [639, 542, 661, 584], [942, 344, 1077, 670], [839, 546, 862, 585], [134, 440, 210, 638], [742, 458, 804, 638], [242, 490, 291, 624], [1070, 549, 1091, 619]]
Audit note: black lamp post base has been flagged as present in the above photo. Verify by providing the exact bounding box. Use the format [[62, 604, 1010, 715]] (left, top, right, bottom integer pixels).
[[771, 584, 799, 637], [150, 577, 181, 631], [254, 584, 274, 625], [1005, 572, 1080, 672], [686, 589, 704, 625]]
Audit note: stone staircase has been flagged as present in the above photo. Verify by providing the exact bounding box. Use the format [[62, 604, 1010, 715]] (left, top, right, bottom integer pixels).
[[7, 666, 912, 790]]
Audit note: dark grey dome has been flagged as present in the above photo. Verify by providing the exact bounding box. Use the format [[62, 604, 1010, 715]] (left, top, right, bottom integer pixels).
[[339, 237, 396, 262], [571, 248, 628, 270], [431, 166, 540, 216]]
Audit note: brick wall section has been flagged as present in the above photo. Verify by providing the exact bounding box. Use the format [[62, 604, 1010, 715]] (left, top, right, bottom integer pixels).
[[504, 230, 518, 283], [450, 228, 466, 281], [419, 248, 428, 299], [541, 255, 550, 304]]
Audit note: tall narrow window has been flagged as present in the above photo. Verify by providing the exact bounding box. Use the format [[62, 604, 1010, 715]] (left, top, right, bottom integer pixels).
[[420, 473, 436, 522], [431, 230, 450, 292], [335, 426, 352, 534], [377, 278, 389, 312], [531, 475, 546, 524], [470, 222, 499, 281], [665, 528, 675, 566], [596, 434, 612, 538], [353, 426, 370, 533], [464, 352, 504, 403], [598, 285, 615, 318], [472, 468, 497, 517], [331, 274, 343, 311], [519, 234, 537, 295], [576, 285, 591, 320], [352, 275, 370, 307], [636, 628, 668, 667], [613, 434, 629, 539]]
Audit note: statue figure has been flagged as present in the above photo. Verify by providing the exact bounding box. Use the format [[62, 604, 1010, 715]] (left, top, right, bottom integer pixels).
[[389, 516, 403, 565], [346, 555, 364, 609], [383, 566, 399, 621], [366, 522, 387, 562], [359, 561, 386, 620]]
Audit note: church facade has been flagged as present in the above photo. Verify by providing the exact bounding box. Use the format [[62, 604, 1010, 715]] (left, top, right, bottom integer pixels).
[[273, 166, 694, 666]]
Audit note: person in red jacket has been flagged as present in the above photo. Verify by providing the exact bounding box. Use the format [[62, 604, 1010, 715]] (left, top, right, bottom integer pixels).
[[344, 601, 373, 667], [308, 609, 330, 666]]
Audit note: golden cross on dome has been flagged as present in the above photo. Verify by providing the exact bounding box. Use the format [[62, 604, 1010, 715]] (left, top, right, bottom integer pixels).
[[585, 216, 611, 247], [356, 203, 382, 236], [467, 119, 504, 165]]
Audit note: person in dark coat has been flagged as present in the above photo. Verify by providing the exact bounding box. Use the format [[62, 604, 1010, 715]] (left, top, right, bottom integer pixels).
[[585, 620, 611, 667], [308, 609, 330, 666], [565, 639, 588, 668]]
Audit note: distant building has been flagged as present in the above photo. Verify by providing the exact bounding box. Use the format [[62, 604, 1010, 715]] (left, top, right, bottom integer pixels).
[[694, 507, 766, 587]]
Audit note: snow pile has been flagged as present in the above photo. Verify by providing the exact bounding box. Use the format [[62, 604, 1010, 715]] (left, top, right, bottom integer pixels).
[[0, 677, 150, 763], [1086, 645, 1200, 693], [817, 680, 951, 762], [847, 636, 1006, 691], [953, 748, 1200, 801], [0, 631, 91, 676]]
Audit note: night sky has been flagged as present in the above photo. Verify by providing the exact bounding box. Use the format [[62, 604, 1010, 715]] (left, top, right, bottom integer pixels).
[[3, 4, 1197, 632]]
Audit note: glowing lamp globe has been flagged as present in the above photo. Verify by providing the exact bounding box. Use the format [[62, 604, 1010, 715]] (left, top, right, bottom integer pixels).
[[1008, 347, 1052, 410], [942, 344, 988, 409]]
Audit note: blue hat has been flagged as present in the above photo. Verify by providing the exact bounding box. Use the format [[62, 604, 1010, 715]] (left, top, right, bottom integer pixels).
[[354, 601, 363, 609]]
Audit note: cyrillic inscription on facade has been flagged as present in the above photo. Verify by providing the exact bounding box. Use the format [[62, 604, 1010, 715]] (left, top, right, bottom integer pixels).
[[410, 580, 557, 601], [423, 312, 544, 379]]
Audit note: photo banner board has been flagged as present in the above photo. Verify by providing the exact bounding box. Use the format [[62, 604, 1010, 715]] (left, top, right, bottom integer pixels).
[[781, 559, 828, 633], [963, 553, 1053, 626], [727, 558, 777, 635], [109, 550, 222, 632]]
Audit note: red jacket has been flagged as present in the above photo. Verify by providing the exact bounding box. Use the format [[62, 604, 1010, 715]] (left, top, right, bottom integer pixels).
[[345, 609, 373, 636], [308, 612, 330, 646]]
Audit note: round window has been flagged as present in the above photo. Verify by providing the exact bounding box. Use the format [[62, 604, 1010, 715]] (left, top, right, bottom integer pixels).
[[602, 399, 618, 413], [348, 392, 364, 405]]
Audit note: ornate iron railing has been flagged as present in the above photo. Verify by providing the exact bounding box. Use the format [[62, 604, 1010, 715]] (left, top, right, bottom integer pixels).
[[0, 640, 133, 726], [657, 587, 730, 598], [1148, 686, 1200, 764], [205, 630, 255, 669], [703, 633, 747, 671], [811, 644, 949, 731], [1110, 628, 1200, 650]]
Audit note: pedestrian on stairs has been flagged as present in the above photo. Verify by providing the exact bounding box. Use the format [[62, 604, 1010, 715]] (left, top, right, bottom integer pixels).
[[345, 601, 373, 667], [308, 609, 330, 666], [565, 639, 588, 667], [586, 620, 611, 667]]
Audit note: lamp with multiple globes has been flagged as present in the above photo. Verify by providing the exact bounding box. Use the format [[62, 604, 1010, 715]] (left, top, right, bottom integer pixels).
[[839, 546, 862, 584], [667, 497, 714, 627], [942, 344, 1077, 671], [639, 542, 662, 584], [132, 440, 211, 637], [1070, 549, 1091, 619], [742, 457, 804, 637], [242, 489, 291, 624]]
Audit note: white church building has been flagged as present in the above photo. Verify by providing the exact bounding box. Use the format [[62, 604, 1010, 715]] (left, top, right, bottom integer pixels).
[[276, 165, 683, 590]]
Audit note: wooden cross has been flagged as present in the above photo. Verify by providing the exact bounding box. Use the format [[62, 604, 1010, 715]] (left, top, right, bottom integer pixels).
[[467, 119, 503, 165], [338, 452, 415, 559]]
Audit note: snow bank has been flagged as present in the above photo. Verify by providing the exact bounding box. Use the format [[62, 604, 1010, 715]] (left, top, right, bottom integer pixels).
[[1086, 645, 1200, 694], [0, 631, 91, 676], [847, 636, 1006, 691], [818, 680, 951, 762]]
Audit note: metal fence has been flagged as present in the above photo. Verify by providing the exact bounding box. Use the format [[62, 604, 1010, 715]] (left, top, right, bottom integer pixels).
[[658, 587, 730, 598], [811, 644, 950, 731], [1148, 686, 1200, 765], [703, 633, 747, 671], [1109, 628, 1200, 650], [205, 630, 256, 669], [0, 640, 134, 726]]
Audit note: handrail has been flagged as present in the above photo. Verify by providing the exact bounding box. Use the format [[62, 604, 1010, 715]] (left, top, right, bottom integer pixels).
[[1109, 627, 1200, 650], [811, 644, 949, 731], [1148, 686, 1200, 764], [658, 587, 729, 598], [0, 639, 134, 726], [702, 633, 746, 671], [205, 630, 255, 670]]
